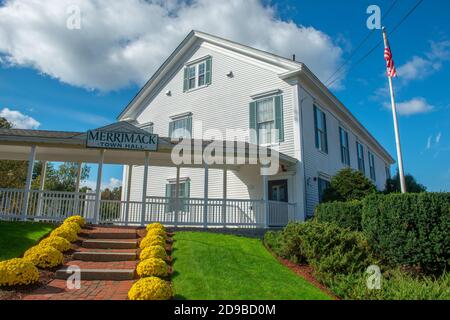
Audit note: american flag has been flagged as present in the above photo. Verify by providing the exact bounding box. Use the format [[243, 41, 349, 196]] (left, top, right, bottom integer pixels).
[[384, 43, 397, 78]]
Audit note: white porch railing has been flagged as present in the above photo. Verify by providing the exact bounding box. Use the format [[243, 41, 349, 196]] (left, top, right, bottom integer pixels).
[[0, 188, 296, 228]]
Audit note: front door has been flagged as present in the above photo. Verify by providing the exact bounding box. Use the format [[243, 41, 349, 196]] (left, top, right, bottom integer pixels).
[[268, 179, 288, 202]]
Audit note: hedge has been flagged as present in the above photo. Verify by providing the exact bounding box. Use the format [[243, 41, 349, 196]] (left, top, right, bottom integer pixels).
[[361, 192, 450, 274], [315, 200, 362, 231]]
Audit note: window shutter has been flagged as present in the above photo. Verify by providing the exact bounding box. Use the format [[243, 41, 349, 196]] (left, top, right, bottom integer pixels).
[[322, 112, 328, 153], [249, 101, 257, 144], [274, 95, 284, 142], [169, 121, 175, 139], [313, 106, 319, 149], [205, 57, 212, 85], [183, 67, 188, 92]]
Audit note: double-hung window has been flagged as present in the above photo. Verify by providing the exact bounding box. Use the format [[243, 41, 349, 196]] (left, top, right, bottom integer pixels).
[[165, 180, 190, 212], [339, 127, 350, 166], [318, 177, 331, 203], [249, 95, 284, 145], [183, 57, 212, 91], [169, 115, 192, 140], [314, 106, 328, 153], [368, 151, 376, 181], [356, 142, 365, 173]]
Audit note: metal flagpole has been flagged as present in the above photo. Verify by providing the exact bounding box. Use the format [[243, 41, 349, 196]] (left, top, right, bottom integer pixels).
[[382, 27, 407, 193]]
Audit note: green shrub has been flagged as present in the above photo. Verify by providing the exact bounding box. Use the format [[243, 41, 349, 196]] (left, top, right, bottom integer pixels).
[[315, 200, 362, 231], [270, 221, 373, 274], [321, 269, 450, 300], [362, 193, 450, 274], [263, 231, 283, 256], [322, 168, 376, 202]]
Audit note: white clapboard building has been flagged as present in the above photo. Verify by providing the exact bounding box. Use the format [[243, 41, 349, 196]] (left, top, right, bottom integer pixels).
[[118, 30, 395, 221]]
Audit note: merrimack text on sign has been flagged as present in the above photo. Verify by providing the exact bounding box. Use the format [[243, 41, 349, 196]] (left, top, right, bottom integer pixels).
[[87, 130, 158, 151]]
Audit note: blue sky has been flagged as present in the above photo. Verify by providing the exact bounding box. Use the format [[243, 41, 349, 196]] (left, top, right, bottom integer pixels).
[[0, 0, 449, 191]]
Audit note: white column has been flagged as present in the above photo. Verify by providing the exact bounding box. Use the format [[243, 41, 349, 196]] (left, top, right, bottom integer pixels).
[[36, 161, 47, 216], [125, 164, 133, 226], [222, 167, 227, 228], [263, 173, 269, 228], [203, 163, 209, 228], [141, 151, 150, 226], [22, 145, 37, 220], [93, 150, 105, 224], [73, 162, 82, 215], [174, 166, 180, 227]]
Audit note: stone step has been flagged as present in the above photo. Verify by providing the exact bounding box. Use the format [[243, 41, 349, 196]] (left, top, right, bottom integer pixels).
[[73, 251, 137, 262], [55, 268, 135, 281], [85, 232, 137, 239], [82, 239, 137, 249]]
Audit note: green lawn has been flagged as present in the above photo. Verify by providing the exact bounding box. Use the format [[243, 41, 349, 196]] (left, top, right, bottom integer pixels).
[[171, 231, 331, 300], [0, 221, 55, 261]]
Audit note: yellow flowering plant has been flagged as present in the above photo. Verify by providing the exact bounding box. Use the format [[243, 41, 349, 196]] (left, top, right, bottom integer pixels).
[[39, 236, 72, 252], [136, 258, 168, 278], [0, 258, 40, 287], [65, 215, 86, 227], [51, 225, 78, 242], [62, 221, 81, 233], [128, 277, 172, 300], [139, 245, 167, 261], [23, 245, 64, 269], [146, 228, 166, 240], [146, 223, 165, 232], [140, 234, 165, 249]]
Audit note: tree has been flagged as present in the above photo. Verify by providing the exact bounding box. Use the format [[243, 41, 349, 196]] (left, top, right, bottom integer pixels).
[[322, 168, 377, 202], [102, 187, 122, 200], [33, 162, 90, 192], [0, 117, 29, 188], [385, 171, 427, 193]]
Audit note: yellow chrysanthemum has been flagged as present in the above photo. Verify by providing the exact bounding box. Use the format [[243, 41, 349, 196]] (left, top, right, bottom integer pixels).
[[39, 236, 72, 252], [139, 245, 167, 261], [65, 215, 86, 227], [136, 258, 168, 278], [128, 277, 172, 300], [0, 258, 40, 287], [23, 245, 64, 269], [140, 235, 165, 249], [146, 228, 166, 240], [50, 225, 78, 242], [146, 223, 165, 232], [62, 221, 81, 233]]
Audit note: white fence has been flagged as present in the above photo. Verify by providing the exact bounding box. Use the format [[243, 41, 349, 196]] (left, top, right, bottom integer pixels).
[[0, 189, 296, 228]]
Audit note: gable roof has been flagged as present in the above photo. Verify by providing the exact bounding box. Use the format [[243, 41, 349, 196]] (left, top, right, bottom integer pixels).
[[116, 30, 394, 164]]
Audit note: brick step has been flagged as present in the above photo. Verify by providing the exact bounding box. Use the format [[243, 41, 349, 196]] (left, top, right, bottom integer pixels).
[[76, 247, 137, 253], [82, 239, 137, 249], [84, 232, 137, 239], [73, 251, 137, 262], [55, 268, 135, 281]]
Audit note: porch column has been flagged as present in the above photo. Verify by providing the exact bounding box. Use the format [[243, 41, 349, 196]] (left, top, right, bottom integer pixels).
[[141, 151, 150, 226], [203, 163, 209, 228], [73, 162, 82, 215], [174, 166, 181, 227], [124, 164, 133, 226], [222, 167, 227, 228], [93, 150, 105, 224], [263, 173, 269, 228], [21, 145, 37, 220], [36, 161, 47, 216]]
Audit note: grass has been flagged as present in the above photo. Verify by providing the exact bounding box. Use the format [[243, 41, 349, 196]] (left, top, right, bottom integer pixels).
[[171, 231, 331, 300], [0, 221, 55, 261]]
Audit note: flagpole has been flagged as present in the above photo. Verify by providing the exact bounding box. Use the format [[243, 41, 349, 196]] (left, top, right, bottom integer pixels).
[[382, 27, 407, 193]]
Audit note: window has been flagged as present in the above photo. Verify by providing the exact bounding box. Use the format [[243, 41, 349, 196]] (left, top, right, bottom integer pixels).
[[385, 166, 391, 180], [249, 95, 284, 145], [139, 123, 153, 134], [165, 180, 190, 212], [169, 115, 192, 139], [183, 57, 212, 92], [314, 106, 328, 153], [368, 151, 376, 181], [339, 127, 350, 166], [356, 142, 365, 173], [318, 177, 331, 203]]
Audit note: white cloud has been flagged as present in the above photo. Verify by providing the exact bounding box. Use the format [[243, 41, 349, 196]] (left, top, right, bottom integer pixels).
[[397, 40, 450, 82], [384, 97, 434, 116], [80, 177, 121, 191], [0, 107, 41, 129], [106, 177, 122, 190], [426, 135, 432, 149], [0, 0, 344, 91], [436, 132, 442, 144]]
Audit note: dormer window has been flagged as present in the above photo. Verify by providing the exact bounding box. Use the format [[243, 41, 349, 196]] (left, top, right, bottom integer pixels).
[[183, 57, 212, 92]]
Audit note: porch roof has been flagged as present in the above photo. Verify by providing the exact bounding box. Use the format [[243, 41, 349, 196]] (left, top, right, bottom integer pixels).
[[0, 128, 297, 169]]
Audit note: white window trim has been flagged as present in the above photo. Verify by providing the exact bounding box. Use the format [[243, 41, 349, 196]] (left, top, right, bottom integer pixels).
[[314, 105, 328, 154], [254, 95, 280, 147], [250, 89, 282, 100], [166, 177, 190, 184], [185, 56, 211, 92], [170, 111, 193, 120]]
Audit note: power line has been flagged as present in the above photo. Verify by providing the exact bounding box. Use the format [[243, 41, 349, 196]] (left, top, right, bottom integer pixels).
[[324, 0, 399, 86], [326, 0, 424, 88]]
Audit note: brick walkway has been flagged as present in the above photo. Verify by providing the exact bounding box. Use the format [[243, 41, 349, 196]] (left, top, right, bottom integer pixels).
[[22, 226, 141, 301]]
